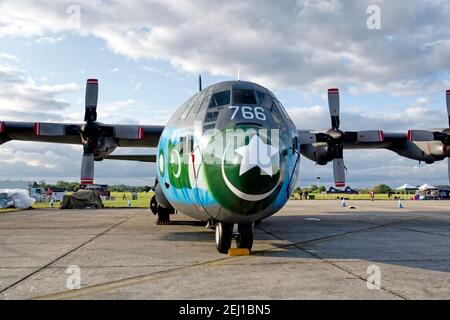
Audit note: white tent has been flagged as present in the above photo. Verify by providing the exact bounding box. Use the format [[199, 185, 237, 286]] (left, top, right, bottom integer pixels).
[[396, 184, 417, 190], [419, 183, 437, 191]]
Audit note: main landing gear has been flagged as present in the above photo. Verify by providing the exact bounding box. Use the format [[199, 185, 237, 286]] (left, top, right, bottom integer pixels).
[[215, 221, 254, 254], [150, 195, 174, 225]]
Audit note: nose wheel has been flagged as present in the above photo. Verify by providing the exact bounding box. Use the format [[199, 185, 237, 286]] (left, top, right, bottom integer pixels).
[[215, 222, 254, 254], [236, 223, 254, 251], [215, 222, 233, 254]]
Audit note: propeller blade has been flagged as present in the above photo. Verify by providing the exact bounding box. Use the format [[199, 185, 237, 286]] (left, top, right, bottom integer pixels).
[[80, 153, 94, 185], [407, 130, 435, 142], [84, 79, 98, 122], [333, 158, 345, 187], [446, 90, 450, 127], [328, 88, 340, 130]]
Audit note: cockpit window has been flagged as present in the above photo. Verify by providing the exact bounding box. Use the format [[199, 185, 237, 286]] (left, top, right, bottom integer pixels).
[[273, 99, 295, 127], [209, 90, 230, 108], [256, 91, 273, 108], [180, 97, 195, 120], [233, 89, 257, 105]]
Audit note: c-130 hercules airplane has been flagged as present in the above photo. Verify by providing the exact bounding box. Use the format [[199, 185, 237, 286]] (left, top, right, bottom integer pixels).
[[1, 78, 449, 253]]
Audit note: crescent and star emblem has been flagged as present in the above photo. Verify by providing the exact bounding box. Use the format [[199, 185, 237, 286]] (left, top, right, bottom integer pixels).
[[170, 149, 181, 178], [221, 135, 281, 202]]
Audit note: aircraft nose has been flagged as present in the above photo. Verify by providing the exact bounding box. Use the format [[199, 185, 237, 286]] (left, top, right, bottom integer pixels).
[[203, 125, 287, 218]]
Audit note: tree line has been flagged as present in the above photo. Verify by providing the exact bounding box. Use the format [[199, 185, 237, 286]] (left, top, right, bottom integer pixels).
[[33, 181, 153, 193], [293, 184, 399, 195]]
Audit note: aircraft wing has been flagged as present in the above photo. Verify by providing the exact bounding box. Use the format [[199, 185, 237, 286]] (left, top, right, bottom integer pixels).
[[0, 79, 165, 185], [104, 154, 157, 162], [297, 88, 450, 187], [0, 121, 164, 148]]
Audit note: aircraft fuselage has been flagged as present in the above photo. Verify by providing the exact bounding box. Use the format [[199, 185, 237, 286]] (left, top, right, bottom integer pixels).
[[155, 81, 300, 224]]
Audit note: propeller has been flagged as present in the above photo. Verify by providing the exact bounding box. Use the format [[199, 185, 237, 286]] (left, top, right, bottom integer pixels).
[[326, 89, 346, 186], [407, 90, 450, 182], [302, 89, 384, 187], [27, 79, 147, 186], [78, 79, 146, 185], [80, 79, 100, 184]]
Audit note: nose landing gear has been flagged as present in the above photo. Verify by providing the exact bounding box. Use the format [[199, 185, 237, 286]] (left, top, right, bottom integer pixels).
[[236, 223, 254, 250], [215, 221, 254, 254]]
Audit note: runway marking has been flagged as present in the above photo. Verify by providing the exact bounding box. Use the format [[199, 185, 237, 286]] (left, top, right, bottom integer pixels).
[[0, 210, 143, 296], [30, 215, 422, 300], [32, 256, 233, 300]]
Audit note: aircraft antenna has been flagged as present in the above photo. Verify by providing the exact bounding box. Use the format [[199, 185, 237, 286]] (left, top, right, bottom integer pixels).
[[198, 74, 202, 92], [237, 68, 240, 81]]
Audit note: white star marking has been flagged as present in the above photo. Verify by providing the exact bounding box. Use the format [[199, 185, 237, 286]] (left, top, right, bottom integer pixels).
[[235, 135, 279, 176]]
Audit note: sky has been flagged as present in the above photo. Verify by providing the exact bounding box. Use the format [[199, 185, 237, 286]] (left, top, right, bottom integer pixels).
[[0, 0, 449, 188]]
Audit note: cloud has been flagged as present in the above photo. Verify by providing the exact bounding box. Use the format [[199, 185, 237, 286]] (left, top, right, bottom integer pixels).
[[0, 53, 19, 63], [0, 0, 449, 95], [0, 64, 79, 122], [287, 102, 444, 132], [133, 81, 142, 91], [35, 36, 64, 45], [0, 141, 157, 185], [0, 0, 449, 187]]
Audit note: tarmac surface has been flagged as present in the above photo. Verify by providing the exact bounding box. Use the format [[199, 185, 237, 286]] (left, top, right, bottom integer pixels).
[[0, 200, 449, 300]]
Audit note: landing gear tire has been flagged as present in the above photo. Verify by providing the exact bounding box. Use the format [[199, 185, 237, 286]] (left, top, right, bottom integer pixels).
[[215, 222, 233, 254], [236, 223, 254, 251], [156, 205, 171, 225], [150, 195, 158, 215]]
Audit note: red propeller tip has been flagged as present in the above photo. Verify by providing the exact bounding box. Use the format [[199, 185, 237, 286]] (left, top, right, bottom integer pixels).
[[81, 178, 94, 185], [335, 182, 345, 187], [0, 121, 5, 133], [87, 79, 98, 84], [446, 90, 450, 95], [328, 88, 339, 93], [407, 130, 413, 142]]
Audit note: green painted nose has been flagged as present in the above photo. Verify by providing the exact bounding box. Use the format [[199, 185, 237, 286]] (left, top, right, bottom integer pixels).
[[203, 125, 286, 216]]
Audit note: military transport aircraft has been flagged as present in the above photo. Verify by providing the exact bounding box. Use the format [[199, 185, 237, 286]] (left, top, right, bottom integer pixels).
[[1, 79, 449, 253]]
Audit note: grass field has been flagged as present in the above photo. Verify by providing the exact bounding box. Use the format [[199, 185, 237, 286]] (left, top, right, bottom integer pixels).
[[103, 192, 154, 208], [291, 192, 415, 200], [30, 192, 154, 209], [0, 208, 22, 214], [1, 191, 417, 212]]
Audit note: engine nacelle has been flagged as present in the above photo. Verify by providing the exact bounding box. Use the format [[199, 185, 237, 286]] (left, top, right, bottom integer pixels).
[[300, 143, 331, 165], [393, 141, 449, 162]]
